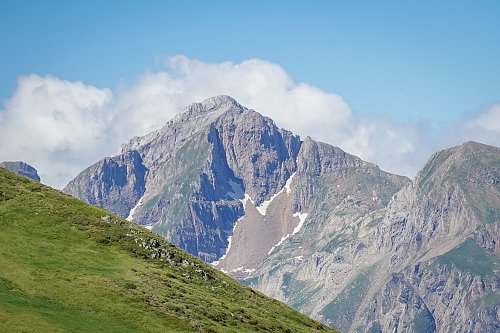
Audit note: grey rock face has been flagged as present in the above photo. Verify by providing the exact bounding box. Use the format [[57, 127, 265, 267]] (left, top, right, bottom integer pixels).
[[64, 95, 302, 262], [0, 161, 41, 181], [63, 150, 147, 218], [214, 135, 409, 276]]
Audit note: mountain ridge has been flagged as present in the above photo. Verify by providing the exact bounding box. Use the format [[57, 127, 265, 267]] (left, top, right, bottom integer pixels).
[[249, 138, 499, 332]]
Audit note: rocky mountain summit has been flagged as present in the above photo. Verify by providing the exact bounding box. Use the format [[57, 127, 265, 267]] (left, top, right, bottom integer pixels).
[[0, 160, 40, 181], [65, 95, 306, 263], [64, 96, 499, 332]]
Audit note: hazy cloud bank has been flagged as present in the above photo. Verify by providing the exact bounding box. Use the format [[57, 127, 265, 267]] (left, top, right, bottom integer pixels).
[[1, 56, 499, 188]]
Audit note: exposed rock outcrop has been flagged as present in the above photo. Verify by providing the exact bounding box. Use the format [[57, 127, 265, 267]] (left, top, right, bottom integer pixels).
[[64, 150, 147, 218], [64, 96, 303, 262]]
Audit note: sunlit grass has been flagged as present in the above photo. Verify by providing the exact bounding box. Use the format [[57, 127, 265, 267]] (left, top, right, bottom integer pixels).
[[0, 168, 337, 333]]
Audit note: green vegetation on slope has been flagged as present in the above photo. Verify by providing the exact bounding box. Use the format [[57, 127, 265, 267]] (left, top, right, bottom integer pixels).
[[0, 168, 336, 333], [146, 132, 212, 241], [431, 238, 500, 277], [320, 266, 374, 332]]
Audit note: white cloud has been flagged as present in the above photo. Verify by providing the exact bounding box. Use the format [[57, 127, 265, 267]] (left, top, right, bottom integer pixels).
[[441, 103, 500, 151], [0, 75, 113, 187], [465, 104, 500, 134], [0, 57, 499, 189]]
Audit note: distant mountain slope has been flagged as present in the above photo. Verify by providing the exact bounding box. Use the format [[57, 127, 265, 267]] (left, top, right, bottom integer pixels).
[[248, 141, 500, 333], [0, 168, 336, 333], [0, 161, 40, 181]]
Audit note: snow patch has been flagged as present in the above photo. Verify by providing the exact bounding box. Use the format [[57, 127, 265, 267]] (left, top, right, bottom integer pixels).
[[255, 172, 296, 216], [268, 235, 289, 255], [284, 172, 295, 194], [255, 196, 275, 215], [145, 225, 154, 231], [240, 194, 253, 210], [212, 214, 244, 266], [213, 186, 252, 267], [230, 267, 255, 274], [268, 211, 308, 255], [126, 194, 145, 221], [294, 256, 303, 260], [292, 212, 308, 235], [214, 234, 233, 265]]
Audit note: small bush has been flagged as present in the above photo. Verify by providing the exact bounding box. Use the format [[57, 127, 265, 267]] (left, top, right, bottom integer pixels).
[[124, 282, 137, 289]]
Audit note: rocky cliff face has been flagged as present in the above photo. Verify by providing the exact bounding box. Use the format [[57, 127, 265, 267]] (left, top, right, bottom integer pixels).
[[215, 136, 409, 277], [0, 161, 40, 181], [64, 150, 147, 217], [64, 96, 499, 332], [64, 96, 303, 262]]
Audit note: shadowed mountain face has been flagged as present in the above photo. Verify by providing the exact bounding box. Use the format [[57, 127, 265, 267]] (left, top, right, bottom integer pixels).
[[0, 161, 40, 181], [64, 96, 500, 332], [64, 96, 307, 263]]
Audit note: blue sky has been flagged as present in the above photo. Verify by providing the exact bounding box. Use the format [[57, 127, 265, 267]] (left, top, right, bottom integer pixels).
[[1, 1, 500, 188], [1, 0, 499, 123]]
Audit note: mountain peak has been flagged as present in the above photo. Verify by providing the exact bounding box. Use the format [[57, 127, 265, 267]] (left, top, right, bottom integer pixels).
[[0, 160, 40, 181], [443, 140, 499, 161], [457, 140, 499, 153], [415, 140, 500, 190], [121, 96, 247, 154], [200, 95, 241, 108], [173, 95, 245, 123]]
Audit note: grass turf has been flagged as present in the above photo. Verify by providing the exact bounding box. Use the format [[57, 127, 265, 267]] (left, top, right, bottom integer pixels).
[[0, 168, 337, 333]]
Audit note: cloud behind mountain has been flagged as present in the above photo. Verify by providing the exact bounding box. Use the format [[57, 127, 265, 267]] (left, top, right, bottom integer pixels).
[[1, 56, 498, 188]]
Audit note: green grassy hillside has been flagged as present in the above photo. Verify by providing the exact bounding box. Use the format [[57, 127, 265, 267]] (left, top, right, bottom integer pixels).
[[0, 168, 336, 333]]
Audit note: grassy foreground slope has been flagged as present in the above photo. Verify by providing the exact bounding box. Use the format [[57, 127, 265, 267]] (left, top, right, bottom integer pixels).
[[0, 168, 336, 333]]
